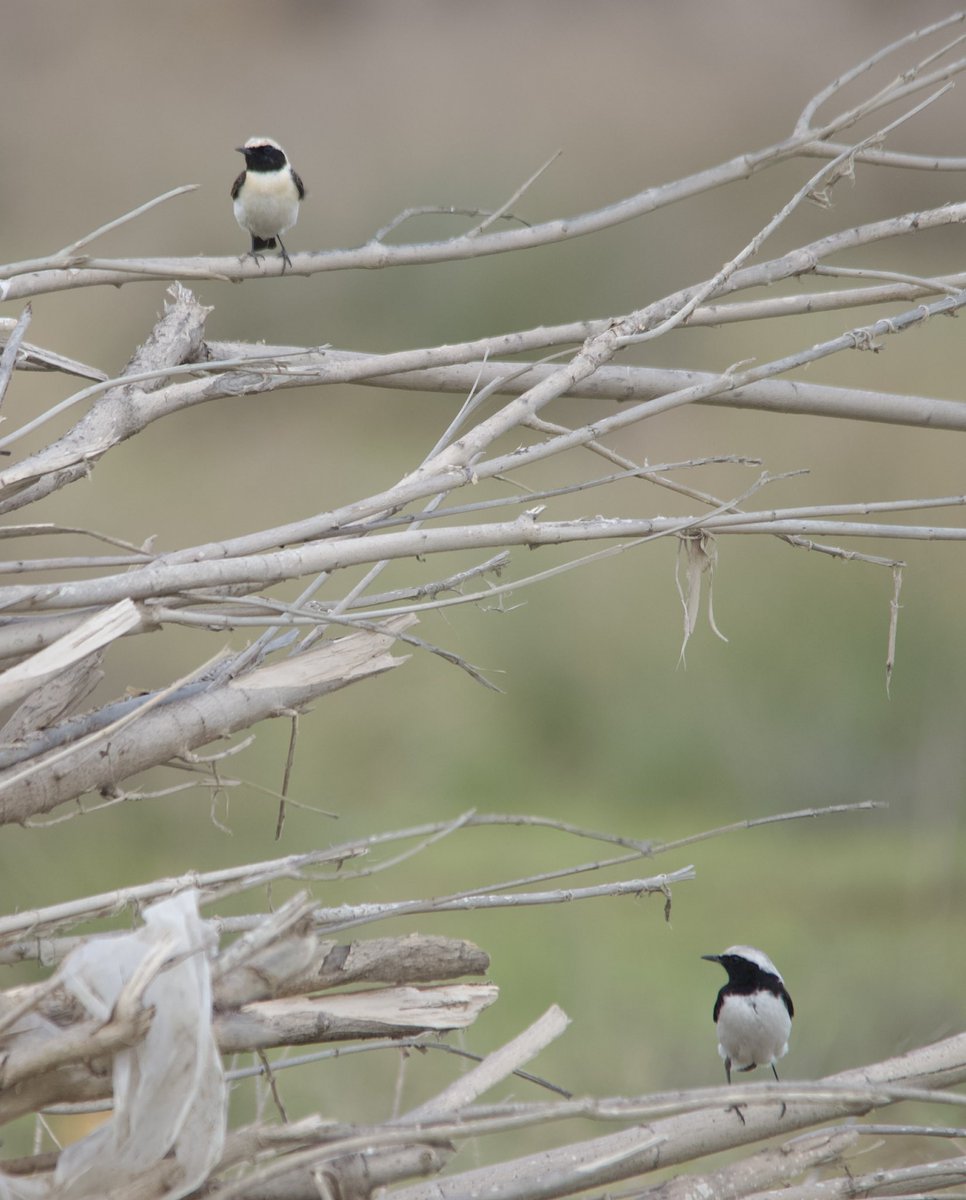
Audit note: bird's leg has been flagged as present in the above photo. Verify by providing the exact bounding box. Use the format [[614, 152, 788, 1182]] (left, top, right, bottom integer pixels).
[[771, 1063, 787, 1119], [724, 1059, 746, 1124], [241, 236, 266, 268], [276, 235, 292, 273]]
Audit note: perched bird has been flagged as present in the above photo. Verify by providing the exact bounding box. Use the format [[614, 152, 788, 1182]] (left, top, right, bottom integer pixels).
[[702, 946, 794, 1085], [231, 137, 305, 271]]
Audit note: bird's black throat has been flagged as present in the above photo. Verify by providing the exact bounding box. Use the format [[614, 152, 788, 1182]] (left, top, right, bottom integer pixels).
[[242, 144, 288, 172], [709, 953, 794, 1021]]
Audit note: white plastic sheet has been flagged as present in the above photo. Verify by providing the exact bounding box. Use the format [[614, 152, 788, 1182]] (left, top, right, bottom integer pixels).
[[1, 890, 225, 1199]]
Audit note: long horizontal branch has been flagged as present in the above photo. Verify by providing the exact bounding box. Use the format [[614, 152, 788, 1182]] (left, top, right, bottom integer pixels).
[[433, 289, 966, 486], [0, 804, 861, 951], [801, 141, 966, 169], [0, 128, 926, 300], [2, 200, 962, 523], [9, 260, 965, 459], [215, 983, 499, 1054], [3, 499, 965, 622], [0, 553, 508, 663], [182, 1036, 966, 1200], [213, 933, 491, 1009], [303, 868, 696, 935], [388, 1031, 966, 1200], [151, 236, 966, 568], [3, 24, 964, 303], [4, 123, 964, 301], [237, 348, 966, 432]]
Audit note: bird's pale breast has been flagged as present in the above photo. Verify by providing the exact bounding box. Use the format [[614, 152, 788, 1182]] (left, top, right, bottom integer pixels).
[[234, 171, 300, 239], [716, 990, 791, 1070]]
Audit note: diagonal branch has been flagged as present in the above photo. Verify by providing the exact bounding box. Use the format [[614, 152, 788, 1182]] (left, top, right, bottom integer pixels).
[[0, 618, 414, 823]]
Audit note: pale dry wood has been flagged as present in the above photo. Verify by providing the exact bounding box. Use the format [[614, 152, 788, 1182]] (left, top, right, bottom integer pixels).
[[0, 650, 104, 742], [176, 1069, 966, 1200], [0, 954, 495, 1122], [234, 1144, 453, 1200], [0, 314, 106, 380], [0, 996, 154, 1123], [0, 806, 926, 1190], [238, 1006, 571, 1200], [118, 1118, 452, 1200], [0, 15, 962, 335], [2, 20, 965, 1199], [213, 933, 490, 1009], [0, 801, 709, 951], [0, 845, 365, 943], [0, 802, 843, 964], [273, 934, 490, 995], [0, 598, 140, 708], [0, 283, 210, 512], [2, 488, 962, 626], [794, 11, 965, 134], [0, 305, 31, 407], [0, 184, 199, 279], [205, 343, 966, 432], [749, 1152, 966, 1200], [630, 1128, 862, 1200], [215, 984, 500, 1053], [389, 1032, 966, 1200], [0, 805, 877, 967], [304, 867, 695, 937], [404, 1005, 569, 1120], [0, 618, 413, 824], [4, 199, 964, 534], [2, 39, 965, 303]]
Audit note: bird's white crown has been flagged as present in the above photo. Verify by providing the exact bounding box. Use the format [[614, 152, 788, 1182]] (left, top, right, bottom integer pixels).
[[720, 945, 784, 980], [242, 136, 286, 153]]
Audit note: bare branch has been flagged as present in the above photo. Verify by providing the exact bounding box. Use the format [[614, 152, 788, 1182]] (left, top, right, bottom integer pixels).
[[0, 599, 140, 708], [2, 22, 965, 1194], [4, 32, 966, 303], [0, 304, 32, 412], [0, 185, 199, 278], [465, 150, 562, 237], [386, 1032, 966, 1200]]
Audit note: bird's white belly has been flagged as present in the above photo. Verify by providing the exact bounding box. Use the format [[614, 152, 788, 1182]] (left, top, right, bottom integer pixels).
[[717, 991, 791, 1070], [234, 174, 299, 238]]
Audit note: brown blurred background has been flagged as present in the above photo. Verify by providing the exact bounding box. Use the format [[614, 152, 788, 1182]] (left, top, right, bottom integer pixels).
[[1, 0, 964, 1152]]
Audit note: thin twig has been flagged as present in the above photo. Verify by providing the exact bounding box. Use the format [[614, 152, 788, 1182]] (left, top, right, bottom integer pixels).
[[0, 304, 32, 414], [0, 185, 199, 277], [465, 150, 562, 237]]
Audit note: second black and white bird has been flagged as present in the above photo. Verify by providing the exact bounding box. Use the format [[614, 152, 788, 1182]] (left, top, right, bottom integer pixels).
[[231, 137, 305, 270], [702, 945, 794, 1083]]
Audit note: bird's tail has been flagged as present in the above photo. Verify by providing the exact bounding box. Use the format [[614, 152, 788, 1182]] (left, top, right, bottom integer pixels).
[[251, 235, 278, 251]]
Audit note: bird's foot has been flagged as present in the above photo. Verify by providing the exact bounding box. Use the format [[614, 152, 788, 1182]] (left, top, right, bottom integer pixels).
[[728, 1103, 747, 1125]]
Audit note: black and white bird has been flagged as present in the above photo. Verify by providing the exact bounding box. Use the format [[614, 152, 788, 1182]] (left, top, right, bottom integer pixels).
[[231, 137, 305, 271], [702, 945, 794, 1084]]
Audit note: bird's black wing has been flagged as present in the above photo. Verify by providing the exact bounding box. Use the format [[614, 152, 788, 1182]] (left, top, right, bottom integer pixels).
[[292, 169, 306, 200], [712, 986, 726, 1023], [230, 170, 246, 200], [780, 985, 794, 1018]]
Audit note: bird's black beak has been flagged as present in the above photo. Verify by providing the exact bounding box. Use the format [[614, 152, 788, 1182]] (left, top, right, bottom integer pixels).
[[701, 954, 721, 963], [235, 146, 246, 155]]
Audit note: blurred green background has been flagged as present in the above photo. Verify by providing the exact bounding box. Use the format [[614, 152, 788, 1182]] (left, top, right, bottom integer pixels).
[[1, 0, 964, 1164]]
